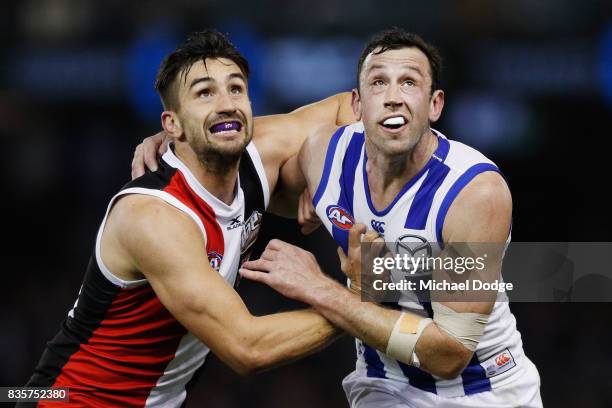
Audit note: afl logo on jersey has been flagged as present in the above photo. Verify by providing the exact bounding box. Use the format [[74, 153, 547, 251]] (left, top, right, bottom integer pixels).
[[208, 251, 223, 272], [326, 205, 354, 230]]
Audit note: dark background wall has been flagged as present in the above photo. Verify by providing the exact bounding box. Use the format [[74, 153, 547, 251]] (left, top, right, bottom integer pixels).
[[1, 0, 611, 406]]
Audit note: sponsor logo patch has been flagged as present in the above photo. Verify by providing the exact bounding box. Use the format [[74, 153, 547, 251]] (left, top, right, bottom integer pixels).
[[227, 216, 243, 230], [495, 352, 511, 367], [481, 348, 516, 378]]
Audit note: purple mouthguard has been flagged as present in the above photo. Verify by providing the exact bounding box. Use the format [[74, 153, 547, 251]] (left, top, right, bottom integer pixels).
[[211, 121, 240, 133]]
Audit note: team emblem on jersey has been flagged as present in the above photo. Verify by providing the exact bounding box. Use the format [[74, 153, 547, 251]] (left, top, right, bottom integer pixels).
[[208, 251, 223, 272], [326, 205, 354, 230]]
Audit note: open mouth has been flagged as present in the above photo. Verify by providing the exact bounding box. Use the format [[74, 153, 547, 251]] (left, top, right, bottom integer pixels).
[[379, 116, 407, 130], [209, 121, 242, 134]]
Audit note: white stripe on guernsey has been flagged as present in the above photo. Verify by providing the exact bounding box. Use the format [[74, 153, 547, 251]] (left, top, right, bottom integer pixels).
[[381, 358, 466, 397], [313, 125, 353, 218], [162, 145, 244, 220], [95, 187, 208, 289], [245, 142, 271, 210], [434, 375, 466, 398], [144, 333, 210, 407]]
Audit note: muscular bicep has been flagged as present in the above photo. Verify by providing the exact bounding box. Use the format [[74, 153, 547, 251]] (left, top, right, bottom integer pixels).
[[440, 170, 512, 315], [415, 172, 512, 376], [253, 93, 356, 196], [269, 120, 337, 213], [331, 92, 358, 125], [257, 97, 353, 215], [289, 92, 356, 126], [267, 154, 307, 217], [107, 195, 256, 369], [443, 171, 512, 243]]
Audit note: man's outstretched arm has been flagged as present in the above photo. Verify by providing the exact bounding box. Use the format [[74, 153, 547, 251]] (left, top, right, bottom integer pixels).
[[102, 194, 341, 375], [131, 92, 355, 182], [240, 171, 511, 379], [130, 92, 357, 230]]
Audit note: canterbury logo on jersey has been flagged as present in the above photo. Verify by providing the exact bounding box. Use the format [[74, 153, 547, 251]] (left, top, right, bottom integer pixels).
[[495, 352, 512, 367], [326, 205, 354, 230], [482, 348, 516, 378], [371, 220, 385, 234]]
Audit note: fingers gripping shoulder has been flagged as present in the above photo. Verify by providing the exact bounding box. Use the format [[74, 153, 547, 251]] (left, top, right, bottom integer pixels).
[[131, 131, 168, 179]]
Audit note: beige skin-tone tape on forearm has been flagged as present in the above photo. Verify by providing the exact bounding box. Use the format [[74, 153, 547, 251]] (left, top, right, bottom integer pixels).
[[431, 302, 489, 352], [386, 312, 433, 366]]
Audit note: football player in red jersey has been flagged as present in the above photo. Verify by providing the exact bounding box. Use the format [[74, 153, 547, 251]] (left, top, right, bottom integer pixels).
[[23, 30, 358, 408]]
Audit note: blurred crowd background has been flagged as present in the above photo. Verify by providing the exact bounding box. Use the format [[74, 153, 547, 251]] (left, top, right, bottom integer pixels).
[[1, 0, 611, 407]]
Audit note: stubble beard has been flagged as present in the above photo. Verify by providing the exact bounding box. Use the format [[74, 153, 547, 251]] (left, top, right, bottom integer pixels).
[[188, 122, 253, 175]]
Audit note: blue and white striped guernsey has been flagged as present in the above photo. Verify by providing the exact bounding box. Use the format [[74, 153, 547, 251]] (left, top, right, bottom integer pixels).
[[313, 122, 530, 398]]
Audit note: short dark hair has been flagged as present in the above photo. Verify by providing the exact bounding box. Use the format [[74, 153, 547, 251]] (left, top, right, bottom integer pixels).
[[155, 29, 249, 110], [356, 28, 442, 95]]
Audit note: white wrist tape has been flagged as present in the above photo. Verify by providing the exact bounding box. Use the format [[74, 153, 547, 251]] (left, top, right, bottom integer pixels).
[[432, 302, 489, 352], [386, 312, 433, 366]]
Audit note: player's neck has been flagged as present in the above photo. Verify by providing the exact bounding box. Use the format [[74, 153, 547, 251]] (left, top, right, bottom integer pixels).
[[174, 143, 240, 205], [365, 130, 437, 209]]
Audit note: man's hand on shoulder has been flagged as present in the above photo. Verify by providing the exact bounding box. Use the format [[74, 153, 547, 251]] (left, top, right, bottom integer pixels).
[[131, 131, 172, 179]]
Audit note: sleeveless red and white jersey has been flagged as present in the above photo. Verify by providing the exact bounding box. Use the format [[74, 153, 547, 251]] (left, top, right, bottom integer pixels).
[[22, 143, 269, 407]]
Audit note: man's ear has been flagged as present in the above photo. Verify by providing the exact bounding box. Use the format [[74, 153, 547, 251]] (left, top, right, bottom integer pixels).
[[429, 89, 445, 123], [351, 88, 362, 121], [161, 111, 182, 140]]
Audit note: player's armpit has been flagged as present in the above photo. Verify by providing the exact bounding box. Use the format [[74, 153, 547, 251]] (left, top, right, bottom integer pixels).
[[255, 93, 355, 217], [102, 194, 339, 375], [266, 119, 336, 218], [298, 122, 341, 198], [267, 153, 307, 218]]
